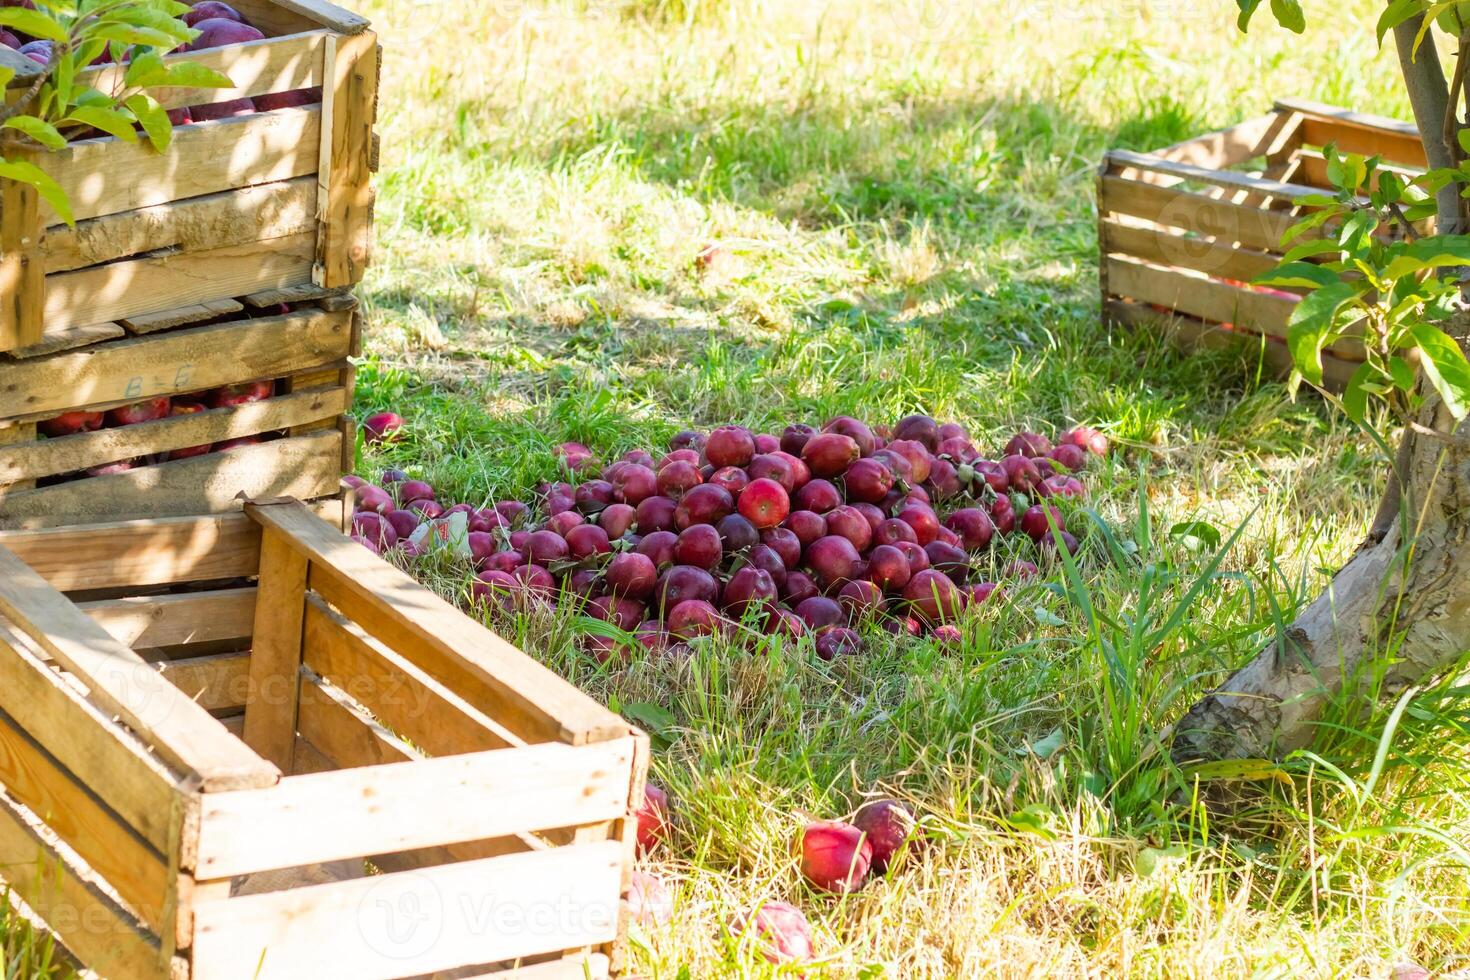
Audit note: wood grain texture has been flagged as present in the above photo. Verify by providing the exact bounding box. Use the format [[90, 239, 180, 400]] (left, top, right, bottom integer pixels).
[[80, 589, 257, 650], [156, 651, 250, 713], [37, 107, 321, 226], [314, 31, 377, 287], [1100, 218, 1281, 283], [246, 501, 628, 746], [0, 546, 278, 791], [121, 300, 245, 335], [0, 307, 352, 421], [0, 619, 181, 852], [190, 843, 622, 980], [0, 387, 346, 484], [0, 430, 343, 530], [0, 165, 43, 352], [242, 528, 309, 770]]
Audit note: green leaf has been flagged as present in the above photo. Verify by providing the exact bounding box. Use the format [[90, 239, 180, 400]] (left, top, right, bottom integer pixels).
[[62, 105, 138, 142], [1005, 803, 1058, 841], [1378, 0, 1426, 44], [1020, 728, 1065, 760], [125, 93, 170, 153], [1390, 356, 1418, 392], [1343, 361, 1377, 423], [1169, 520, 1222, 552], [1280, 206, 1336, 246], [0, 7, 67, 42], [154, 60, 235, 89], [1269, 0, 1305, 32], [1286, 280, 1359, 385], [90, 23, 182, 48], [2, 115, 66, 150], [1381, 234, 1470, 279], [1410, 322, 1470, 420], [1281, 238, 1344, 264], [1254, 261, 1339, 290], [0, 65, 14, 90], [124, 48, 166, 88], [0, 158, 73, 227], [1236, 0, 1264, 31]]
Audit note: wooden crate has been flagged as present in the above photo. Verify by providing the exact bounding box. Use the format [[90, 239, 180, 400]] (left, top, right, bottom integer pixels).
[[0, 498, 647, 980], [0, 298, 360, 529], [1098, 98, 1429, 390], [0, 0, 378, 357]]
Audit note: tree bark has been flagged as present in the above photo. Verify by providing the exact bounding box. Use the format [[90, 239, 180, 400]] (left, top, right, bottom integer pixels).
[[1171, 18, 1470, 763]]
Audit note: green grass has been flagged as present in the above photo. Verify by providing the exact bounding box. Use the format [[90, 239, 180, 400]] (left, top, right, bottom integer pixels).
[[11, 1, 1470, 976], [352, 1, 1469, 975]]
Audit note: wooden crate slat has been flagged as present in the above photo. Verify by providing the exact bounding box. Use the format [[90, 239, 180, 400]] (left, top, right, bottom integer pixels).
[[297, 670, 413, 769], [75, 30, 329, 112], [42, 178, 317, 274], [0, 166, 44, 351], [0, 546, 279, 791], [190, 842, 623, 980], [303, 594, 525, 754], [0, 707, 173, 932], [1274, 97, 1427, 166], [155, 651, 250, 713], [267, 0, 370, 33], [452, 954, 612, 980], [121, 300, 246, 335], [0, 619, 182, 853], [0, 788, 163, 980], [0, 512, 262, 591], [197, 738, 635, 877], [38, 107, 322, 227], [0, 307, 352, 421], [42, 232, 316, 336], [247, 501, 629, 746], [0, 430, 343, 530], [1098, 174, 1300, 254], [80, 588, 258, 651], [1106, 148, 1328, 204], [314, 31, 377, 287], [1100, 218, 1282, 283], [1150, 111, 1295, 169], [242, 527, 310, 770], [0, 387, 346, 485], [9, 322, 127, 359]]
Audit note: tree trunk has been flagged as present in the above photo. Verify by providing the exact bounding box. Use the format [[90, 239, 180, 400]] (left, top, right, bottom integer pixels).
[[1171, 342, 1470, 761]]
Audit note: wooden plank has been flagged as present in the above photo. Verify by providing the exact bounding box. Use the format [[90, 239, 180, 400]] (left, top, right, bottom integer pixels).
[[0, 619, 182, 853], [454, 955, 611, 980], [303, 595, 524, 754], [0, 422, 34, 494], [0, 306, 352, 421], [196, 739, 634, 877], [243, 282, 340, 308], [296, 671, 412, 769], [74, 31, 328, 112], [190, 843, 622, 980], [1151, 112, 1289, 168], [247, 501, 628, 746], [0, 511, 261, 592], [1106, 149, 1328, 204], [0, 430, 343, 530], [42, 233, 315, 337], [0, 708, 172, 932], [0, 547, 279, 791], [1104, 254, 1367, 359], [0, 790, 162, 980], [1101, 218, 1281, 282], [269, 0, 370, 33], [0, 163, 44, 352], [156, 651, 250, 713], [0, 388, 346, 484], [225, 0, 322, 35], [314, 31, 377, 287], [9, 322, 126, 359], [80, 589, 257, 650], [120, 300, 244, 336], [242, 528, 309, 770], [42, 178, 317, 274], [1105, 298, 1361, 391], [1273, 97, 1426, 167], [1098, 175, 1302, 254], [37, 107, 322, 226]]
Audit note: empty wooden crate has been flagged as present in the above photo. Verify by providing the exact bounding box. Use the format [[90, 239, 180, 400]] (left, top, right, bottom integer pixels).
[[0, 498, 647, 979], [0, 0, 378, 357], [1098, 98, 1430, 390]]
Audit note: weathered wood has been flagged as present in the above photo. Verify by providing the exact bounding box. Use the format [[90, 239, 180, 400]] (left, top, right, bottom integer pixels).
[[0, 618, 182, 852], [267, 0, 370, 33], [41, 233, 315, 337], [0, 512, 262, 592], [121, 300, 245, 335], [0, 546, 279, 791], [0, 430, 343, 529], [242, 528, 310, 770], [243, 282, 341, 307], [190, 843, 623, 980], [0, 422, 34, 494], [247, 500, 629, 746], [0, 164, 43, 352], [1100, 218, 1281, 283], [42, 178, 317, 274], [1098, 174, 1301, 254], [296, 671, 411, 769], [155, 652, 251, 713], [1151, 111, 1294, 168], [303, 595, 524, 754], [75, 31, 329, 112], [1274, 97, 1427, 167], [314, 31, 377, 287], [37, 107, 322, 226], [0, 789, 163, 980], [80, 589, 257, 650], [0, 307, 353, 420], [9, 322, 127, 359], [451, 956, 612, 980], [0, 388, 346, 485], [196, 739, 635, 877], [1106, 148, 1327, 204], [0, 707, 172, 931]]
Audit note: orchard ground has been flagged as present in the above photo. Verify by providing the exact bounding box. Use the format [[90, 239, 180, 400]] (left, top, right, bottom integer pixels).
[[9, 0, 1470, 977]]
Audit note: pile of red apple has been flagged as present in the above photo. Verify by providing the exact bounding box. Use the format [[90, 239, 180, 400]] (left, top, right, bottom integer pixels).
[[34, 379, 277, 479], [348, 413, 1110, 658], [1, 2, 319, 125]]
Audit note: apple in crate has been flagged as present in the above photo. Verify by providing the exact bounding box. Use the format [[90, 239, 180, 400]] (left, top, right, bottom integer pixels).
[[106, 397, 170, 427], [209, 380, 273, 408], [38, 411, 104, 438], [165, 401, 213, 460]]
